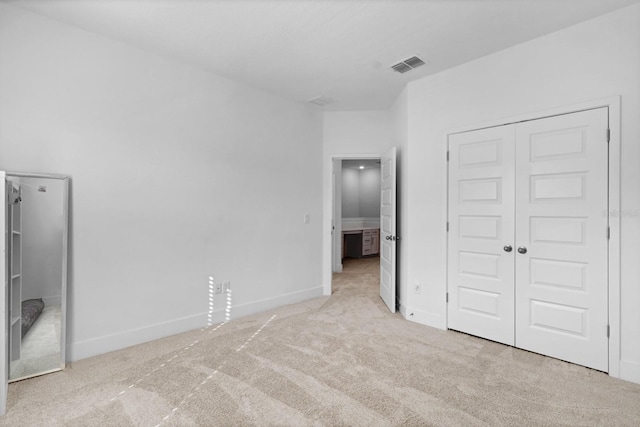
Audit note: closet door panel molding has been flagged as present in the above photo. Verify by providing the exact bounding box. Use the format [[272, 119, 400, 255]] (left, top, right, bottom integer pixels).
[[447, 125, 516, 346]]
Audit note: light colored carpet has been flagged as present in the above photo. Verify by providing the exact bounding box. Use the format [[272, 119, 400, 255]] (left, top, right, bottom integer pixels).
[[10, 305, 62, 380], [2, 256, 640, 426]]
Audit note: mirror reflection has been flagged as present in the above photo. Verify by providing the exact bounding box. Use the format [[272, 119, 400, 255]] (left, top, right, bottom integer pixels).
[[6, 174, 68, 381]]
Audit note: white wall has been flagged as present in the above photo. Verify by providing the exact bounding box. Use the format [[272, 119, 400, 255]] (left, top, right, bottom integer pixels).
[[341, 166, 380, 219], [403, 4, 640, 383], [322, 111, 394, 293], [359, 167, 381, 218], [341, 168, 360, 218], [18, 177, 64, 306], [0, 4, 324, 361]]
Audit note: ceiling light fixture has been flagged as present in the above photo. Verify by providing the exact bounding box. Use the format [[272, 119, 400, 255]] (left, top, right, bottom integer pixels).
[[391, 55, 427, 74]]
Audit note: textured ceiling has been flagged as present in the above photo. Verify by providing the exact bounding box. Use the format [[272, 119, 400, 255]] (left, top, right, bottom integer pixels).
[[5, 0, 640, 111]]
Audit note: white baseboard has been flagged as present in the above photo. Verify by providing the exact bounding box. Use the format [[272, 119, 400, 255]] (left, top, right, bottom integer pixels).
[[398, 301, 407, 318], [619, 359, 640, 385], [68, 312, 205, 362], [323, 283, 331, 296], [68, 285, 324, 362], [223, 286, 324, 320], [404, 307, 445, 330]]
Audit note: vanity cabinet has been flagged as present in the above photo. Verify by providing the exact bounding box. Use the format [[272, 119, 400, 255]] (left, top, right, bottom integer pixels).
[[362, 229, 379, 256], [342, 228, 380, 259]]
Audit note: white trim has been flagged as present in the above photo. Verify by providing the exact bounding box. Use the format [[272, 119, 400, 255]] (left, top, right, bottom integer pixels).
[[444, 96, 621, 379], [608, 98, 621, 378], [5, 172, 68, 180], [403, 306, 442, 326], [69, 285, 323, 361], [0, 171, 7, 415], [620, 360, 640, 384]]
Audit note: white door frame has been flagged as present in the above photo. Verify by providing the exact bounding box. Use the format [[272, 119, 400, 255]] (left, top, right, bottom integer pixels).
[[327, 153, 382, 294], [0, 171, 8, 415], [444, 96, 621, 378]]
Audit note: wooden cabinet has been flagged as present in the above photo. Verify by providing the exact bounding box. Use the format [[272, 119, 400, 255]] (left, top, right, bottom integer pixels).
[[362, 229, 380, 256], [343, 228, 379, 258], [371, 229, 379, 255]]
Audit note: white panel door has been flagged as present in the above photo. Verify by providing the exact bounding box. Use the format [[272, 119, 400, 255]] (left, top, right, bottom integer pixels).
[[380, 147, 397, 313], [332, 159, 343, 272], [448, 126, 516, 345], [514, 108, 609, 371], [0, 172, 8, 415]]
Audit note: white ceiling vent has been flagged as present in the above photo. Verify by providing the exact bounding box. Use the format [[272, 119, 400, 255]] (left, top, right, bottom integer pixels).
[[308, 95, 333, 106], [391, 56, 427, 73]]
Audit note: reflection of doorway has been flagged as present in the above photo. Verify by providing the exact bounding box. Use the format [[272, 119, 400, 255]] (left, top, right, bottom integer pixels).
[[332, 158, 381, 276]]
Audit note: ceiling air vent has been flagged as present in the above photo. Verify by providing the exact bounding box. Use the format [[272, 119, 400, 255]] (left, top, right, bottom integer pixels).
[[308, 95, 333, 107], [391, 55, 427, 73]]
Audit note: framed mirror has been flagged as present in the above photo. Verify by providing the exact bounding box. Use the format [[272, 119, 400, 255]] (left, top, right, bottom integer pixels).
[[6, 173, 69, 381]]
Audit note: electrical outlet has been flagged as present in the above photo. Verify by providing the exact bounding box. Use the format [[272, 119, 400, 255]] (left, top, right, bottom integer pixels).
[[222, 281, 231, 293], [303, 213, 310, 224], [414, 282, 421, 294], [214, 283, 222, 295]]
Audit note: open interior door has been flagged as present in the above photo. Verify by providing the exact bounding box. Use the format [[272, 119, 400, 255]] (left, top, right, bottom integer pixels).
[[0, 171, 8, 415], [332, 159, 343, 273], [380, 147, 397, 313]]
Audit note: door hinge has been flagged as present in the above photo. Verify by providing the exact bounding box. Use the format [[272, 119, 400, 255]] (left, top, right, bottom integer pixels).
[[607, 226, 611, 240], [607, 128, 610, 143], [607, 324, 610, 338], [446, 221, 449, 232], [446, 292, 449, 303], [446, 151, 450, 162]]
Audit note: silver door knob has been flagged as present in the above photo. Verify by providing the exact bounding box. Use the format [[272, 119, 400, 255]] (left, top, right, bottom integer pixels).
[[503, 245, 513, 252], [517, 246, 527, 254]]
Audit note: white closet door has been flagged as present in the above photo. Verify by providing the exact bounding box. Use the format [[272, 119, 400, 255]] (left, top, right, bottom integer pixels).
[[514, 108, 609, 371], [448, 125, 516, 346]]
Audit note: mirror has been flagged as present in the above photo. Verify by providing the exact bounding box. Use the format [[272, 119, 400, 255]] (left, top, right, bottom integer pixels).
[[6, 173, 68, 381]]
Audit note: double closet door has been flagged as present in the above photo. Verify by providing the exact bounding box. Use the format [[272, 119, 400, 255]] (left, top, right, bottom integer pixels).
[[447, 108, 609, 372]]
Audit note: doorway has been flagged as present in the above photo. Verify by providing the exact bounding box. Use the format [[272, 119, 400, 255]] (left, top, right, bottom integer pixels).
[[334, 158, 381, 272], [329, 147, 398, 313]]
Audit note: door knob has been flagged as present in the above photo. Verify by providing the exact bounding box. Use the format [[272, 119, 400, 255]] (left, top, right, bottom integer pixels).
[[503, 245, 513, 253], [517, 246, 527, 254]]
